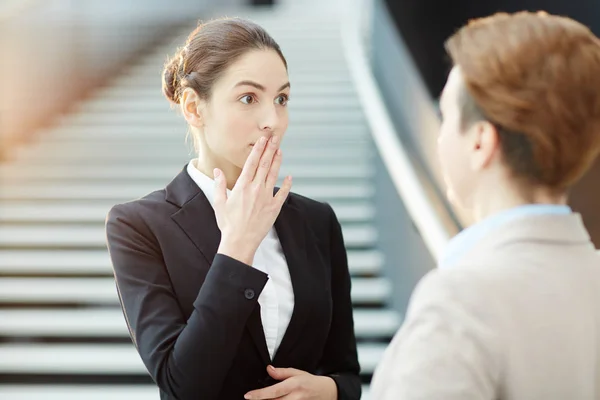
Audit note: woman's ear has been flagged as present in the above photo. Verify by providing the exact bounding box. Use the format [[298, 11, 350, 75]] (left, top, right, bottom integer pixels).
[[181, 88, 204, 128]]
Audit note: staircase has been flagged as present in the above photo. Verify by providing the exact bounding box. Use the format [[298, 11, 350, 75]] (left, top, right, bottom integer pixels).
[[0, 4, 400, 399]]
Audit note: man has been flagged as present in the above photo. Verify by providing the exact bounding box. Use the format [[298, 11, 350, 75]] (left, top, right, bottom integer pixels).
[[371, 11, 600, 399]]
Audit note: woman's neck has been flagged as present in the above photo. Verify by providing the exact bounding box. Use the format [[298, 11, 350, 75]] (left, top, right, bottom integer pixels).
[[194, 151, 241, 191]]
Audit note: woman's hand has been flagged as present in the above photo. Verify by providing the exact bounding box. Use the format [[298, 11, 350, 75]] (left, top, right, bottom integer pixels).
[[244, 366, 337, 400], [215, 135, 292, 265]]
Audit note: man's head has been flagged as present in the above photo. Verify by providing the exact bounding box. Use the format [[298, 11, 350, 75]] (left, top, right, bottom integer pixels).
[[438, 11, 600, 210]]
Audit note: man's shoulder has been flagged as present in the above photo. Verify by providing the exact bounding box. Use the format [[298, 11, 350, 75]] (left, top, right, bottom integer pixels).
[[409, 264, 513, 318]]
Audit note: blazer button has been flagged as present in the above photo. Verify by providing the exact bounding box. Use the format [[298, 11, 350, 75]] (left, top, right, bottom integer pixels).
[[244, 288, 255, 300]]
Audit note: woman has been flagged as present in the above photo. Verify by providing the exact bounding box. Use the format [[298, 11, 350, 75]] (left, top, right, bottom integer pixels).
[[372, 11, 600, 400], [106, 17, 360, 400]]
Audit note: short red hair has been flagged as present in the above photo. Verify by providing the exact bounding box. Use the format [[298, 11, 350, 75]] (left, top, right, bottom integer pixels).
[[445, 11, 600, 191]]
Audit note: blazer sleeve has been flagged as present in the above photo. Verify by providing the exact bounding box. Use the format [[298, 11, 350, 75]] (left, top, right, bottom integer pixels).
[[317, 204, 362, 400], [106, 203, 268, 400], [370, 269, 502, 399]]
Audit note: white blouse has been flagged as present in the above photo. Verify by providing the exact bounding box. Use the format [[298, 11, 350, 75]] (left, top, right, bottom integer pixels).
[[186, 160, 295, 360]]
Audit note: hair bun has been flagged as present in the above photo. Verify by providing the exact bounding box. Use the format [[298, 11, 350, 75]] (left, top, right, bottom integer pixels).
[[162, 50, 184, 104]]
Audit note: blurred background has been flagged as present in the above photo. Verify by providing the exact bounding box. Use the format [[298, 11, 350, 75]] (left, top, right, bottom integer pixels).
[[0, 0, 598, 398]]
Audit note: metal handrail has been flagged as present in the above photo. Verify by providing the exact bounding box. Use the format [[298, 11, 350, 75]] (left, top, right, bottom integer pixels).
[[339, 0, 459, 261]]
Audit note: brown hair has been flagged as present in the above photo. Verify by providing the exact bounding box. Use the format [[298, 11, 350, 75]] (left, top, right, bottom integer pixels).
[[445, 11, 600, 191], [162, 17, 287, 105]]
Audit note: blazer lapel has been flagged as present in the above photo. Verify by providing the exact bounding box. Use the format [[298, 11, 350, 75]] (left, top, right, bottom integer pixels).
[[166, 165, 271, 365], [272, 198, 316, 366], [247, 304, 272, 365], [167, 167, 221, 265]]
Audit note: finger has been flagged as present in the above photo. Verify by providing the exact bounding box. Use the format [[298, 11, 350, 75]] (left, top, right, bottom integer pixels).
[[273, 176, 292, 208], [238, 136, 268, 184], [265, 149, 283, 190], [212, 168, 227, 210], [253, 136, 279, 185], [267, 365, 307, 380], [244, 379, 293, 400]]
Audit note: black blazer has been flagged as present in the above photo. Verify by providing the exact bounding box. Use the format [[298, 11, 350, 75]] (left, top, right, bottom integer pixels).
[[105, 166, 361, 400]]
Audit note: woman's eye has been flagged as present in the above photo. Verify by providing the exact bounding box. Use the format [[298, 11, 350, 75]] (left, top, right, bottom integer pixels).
[[276, 95, 289, 106], [240, 95, 255, 105]]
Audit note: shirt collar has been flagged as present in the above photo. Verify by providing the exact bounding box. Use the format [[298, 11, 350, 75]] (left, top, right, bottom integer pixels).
[[439, 204, 572, 269], [186, 159, 231, 208]]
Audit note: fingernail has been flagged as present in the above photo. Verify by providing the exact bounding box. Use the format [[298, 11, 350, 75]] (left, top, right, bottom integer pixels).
[[244, 395, 251, 400], [260, 136, 266, 145], [276, 149, 282, 156], [271, 136, 279, 145], [268, 365, 275, 371], [213, 169, 220, 178]]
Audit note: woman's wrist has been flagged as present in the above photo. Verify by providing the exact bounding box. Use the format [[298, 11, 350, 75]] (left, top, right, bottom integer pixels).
[[322, 376, 338, 400], [217, 236, 257, 266]]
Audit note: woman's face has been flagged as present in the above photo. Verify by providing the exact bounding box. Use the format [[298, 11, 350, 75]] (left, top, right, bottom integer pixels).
[[198, 49, 290, 170]]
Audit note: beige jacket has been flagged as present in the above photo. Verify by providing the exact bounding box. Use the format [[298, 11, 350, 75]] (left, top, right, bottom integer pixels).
[[371, 213, 600, 400]]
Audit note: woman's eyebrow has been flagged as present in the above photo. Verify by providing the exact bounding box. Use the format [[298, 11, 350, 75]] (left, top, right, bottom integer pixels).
[[234, 80, 290, 92], [278, 82, 291, 91]]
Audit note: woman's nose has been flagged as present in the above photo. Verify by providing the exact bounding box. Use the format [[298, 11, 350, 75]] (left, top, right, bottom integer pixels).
[[260, 105, 280, 132]]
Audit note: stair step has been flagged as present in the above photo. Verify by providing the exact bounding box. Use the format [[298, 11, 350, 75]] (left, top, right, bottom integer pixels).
[[13, 156, 370, 167], [119, 56, 349, 71], [78, 97, 361, 112], [12, 159, 371, 169], [0, 342, 387, 375], [122, 59, 348, 71], [16, 147, 372, 162], [0, 162, 373, 181], [0, 224, 377, 249], [0, 385, 160, 400], [39, 126, 368, 140], [0, 277, 391, 306], [97, 85, 359, 100], [0, 202, 375, 224], [58, 110, 364, 126], [108, 76, 352, 88], [0, 249, 383, 276], [38, 131, 370, 143], [0, 308, 400, 339], [0, 385, 370, 400], [0, 183, 374, 202], [18, 140, 369, 153], [111, 76, 355, 91]]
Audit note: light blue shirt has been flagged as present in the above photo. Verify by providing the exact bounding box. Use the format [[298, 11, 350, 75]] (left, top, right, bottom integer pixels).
[[439, 204, 572, 269]]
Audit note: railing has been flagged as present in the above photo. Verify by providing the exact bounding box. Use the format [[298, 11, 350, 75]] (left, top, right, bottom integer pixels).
[[337, 0, 466, 314], [340, 0, 460, 262]]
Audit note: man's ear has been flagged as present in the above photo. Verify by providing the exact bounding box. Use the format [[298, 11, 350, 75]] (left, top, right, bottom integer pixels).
[[181, 88, 204, 128], [469, 120, 500, 171]]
